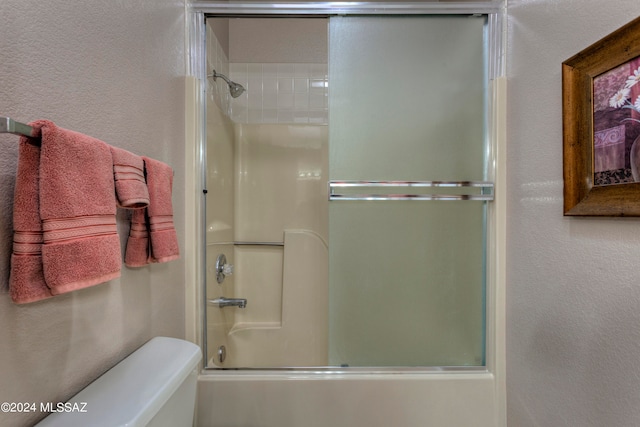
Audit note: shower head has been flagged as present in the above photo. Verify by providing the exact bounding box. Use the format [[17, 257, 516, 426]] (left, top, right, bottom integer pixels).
[[208, 70, 246, 98]]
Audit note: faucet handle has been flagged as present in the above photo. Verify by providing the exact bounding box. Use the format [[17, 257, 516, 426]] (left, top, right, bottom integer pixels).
[[215, 254, 233, 284], [222, 263, 234, 276]]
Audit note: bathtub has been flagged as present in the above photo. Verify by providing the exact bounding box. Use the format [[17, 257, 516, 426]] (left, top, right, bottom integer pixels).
[[197, 230, 500, 426], [196, 368, 498, 426]]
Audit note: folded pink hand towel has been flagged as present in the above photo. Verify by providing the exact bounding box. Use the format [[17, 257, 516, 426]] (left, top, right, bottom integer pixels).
[[125, 208, 150, 267], [144, 157, 179, 263], [110, 146, 149, 209], [124, 157, 179, 266], [9, 137, 53, 304], [37, 120, 121, 295]]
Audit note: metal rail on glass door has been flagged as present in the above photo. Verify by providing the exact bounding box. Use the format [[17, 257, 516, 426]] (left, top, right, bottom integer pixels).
[[328, 180, 494, 201]]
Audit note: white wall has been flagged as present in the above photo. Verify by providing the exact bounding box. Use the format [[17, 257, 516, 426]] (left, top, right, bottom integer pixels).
[[507, 1, 640, 425], [229, 18, 327, 63], [0, 1, 186, 426]]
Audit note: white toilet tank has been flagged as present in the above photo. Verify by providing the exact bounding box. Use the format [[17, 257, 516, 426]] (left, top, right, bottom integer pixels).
[[36, 337, 201, 427]]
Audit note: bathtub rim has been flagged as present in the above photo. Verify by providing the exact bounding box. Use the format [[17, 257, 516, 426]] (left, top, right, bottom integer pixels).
[[201, 365, 488, 375]]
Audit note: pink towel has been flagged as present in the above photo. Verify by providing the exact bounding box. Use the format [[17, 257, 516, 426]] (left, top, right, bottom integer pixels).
[[110, 146, 149, 209], [9, 138, 53, 304], [124, 208, 150, 267], [125, 157, 179, 266], [9, 120, 121, 303]]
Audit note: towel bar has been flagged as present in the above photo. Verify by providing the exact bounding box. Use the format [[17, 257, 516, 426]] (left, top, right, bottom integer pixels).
[[0, 116, 36, 138]]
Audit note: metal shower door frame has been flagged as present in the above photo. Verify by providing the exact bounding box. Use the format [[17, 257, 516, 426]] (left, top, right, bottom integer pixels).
[[186, 1, 506, 375]]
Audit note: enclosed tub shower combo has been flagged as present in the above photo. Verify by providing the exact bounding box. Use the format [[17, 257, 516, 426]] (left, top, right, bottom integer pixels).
[[187, 2, 506, 426]]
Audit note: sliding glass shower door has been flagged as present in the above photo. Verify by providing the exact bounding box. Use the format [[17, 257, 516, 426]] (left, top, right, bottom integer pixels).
[[328, 16, 488, 366], [203, 13, 491, 369]]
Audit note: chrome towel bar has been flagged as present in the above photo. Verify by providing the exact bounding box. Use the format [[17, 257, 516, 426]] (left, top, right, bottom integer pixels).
[[0, 116, 37, 138], [329, 180, 494, 201]]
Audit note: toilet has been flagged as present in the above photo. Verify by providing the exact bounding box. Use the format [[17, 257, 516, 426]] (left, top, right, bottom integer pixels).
[[36, 336, 201, 427]]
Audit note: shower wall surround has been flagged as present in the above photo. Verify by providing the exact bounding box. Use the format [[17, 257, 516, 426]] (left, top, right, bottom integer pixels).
[[207, 24, 232, 117], [207, 19, 328, 125], [229, 63, 328, 124], [205, 20, 329, 367]]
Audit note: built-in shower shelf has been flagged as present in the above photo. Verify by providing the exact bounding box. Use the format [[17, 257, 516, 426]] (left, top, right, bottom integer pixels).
[[233, 241, 284, 246]]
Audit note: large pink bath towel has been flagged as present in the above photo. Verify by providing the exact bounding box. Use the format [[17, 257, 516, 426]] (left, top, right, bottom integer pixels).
[[110, 146, 149, 209], [9, 120, 121, 302], [124, 157, 179, 266], [38, 121, 122, 294], [9, 137, 53, 304]]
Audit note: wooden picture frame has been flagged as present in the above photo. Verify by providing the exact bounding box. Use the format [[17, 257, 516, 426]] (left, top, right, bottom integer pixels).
[[563, 16, 640, 216]]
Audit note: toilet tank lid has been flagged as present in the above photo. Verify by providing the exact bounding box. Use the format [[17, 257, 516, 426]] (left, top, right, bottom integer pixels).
[[36, 337, 201, 427]]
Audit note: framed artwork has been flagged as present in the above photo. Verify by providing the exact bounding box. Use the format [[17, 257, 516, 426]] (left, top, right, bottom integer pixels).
[[563, 16, 640, 216]]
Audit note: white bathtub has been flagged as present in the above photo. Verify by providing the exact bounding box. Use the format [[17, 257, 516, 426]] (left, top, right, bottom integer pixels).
[[196, 369, 498, 426], [198, 232, 500, 426]]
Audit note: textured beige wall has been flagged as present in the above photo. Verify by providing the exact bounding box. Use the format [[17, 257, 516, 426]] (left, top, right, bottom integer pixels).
[[0, 1, 186, 426], [209, 18, 230, 59], [229, 18, 327, 63], [507, 0, 640, 426]]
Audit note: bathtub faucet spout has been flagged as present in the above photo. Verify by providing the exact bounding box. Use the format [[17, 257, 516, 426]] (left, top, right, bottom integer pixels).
[[209, 297, 247, 308]]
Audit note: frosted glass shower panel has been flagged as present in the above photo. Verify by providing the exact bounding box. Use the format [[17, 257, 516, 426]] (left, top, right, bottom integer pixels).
[[329, 202, 485, 366], [329, 16, 486, 181], [328, 16, 487, 366]]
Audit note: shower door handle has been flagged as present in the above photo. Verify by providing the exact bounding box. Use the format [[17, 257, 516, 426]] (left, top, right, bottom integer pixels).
[[328, 180, 494, 201]]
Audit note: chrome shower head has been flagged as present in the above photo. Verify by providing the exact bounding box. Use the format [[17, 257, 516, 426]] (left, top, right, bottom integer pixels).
[[209, 69, 245, 98], [228, 81, 245, 98]]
